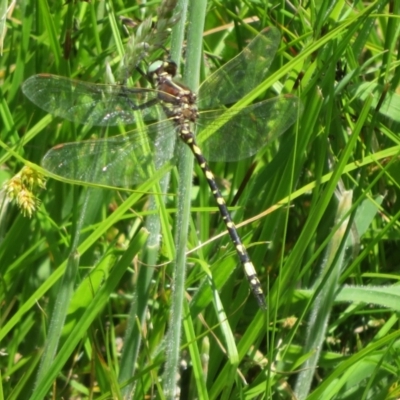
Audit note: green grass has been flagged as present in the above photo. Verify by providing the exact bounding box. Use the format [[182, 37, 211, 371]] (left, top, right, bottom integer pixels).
[[2, 0, 400, 399]]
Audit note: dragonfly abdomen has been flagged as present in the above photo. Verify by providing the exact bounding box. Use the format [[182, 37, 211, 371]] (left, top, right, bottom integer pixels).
[[186, 134, 267, 308], [152, 60, 267, 308]]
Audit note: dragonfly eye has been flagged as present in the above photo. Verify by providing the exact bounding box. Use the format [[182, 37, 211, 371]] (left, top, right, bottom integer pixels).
[[164, 61, 177, 77], [147, 60, 164, 76]]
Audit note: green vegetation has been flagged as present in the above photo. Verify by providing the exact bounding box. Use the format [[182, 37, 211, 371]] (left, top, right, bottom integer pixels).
[[1, 0, 400, 399]]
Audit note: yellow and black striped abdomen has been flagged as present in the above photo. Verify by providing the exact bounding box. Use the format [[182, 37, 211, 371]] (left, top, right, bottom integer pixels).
[[184, 133, 266, 308]]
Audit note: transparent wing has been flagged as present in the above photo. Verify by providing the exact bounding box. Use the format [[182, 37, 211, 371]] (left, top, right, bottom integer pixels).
[[22, 74, 162, 126], [41, 120, 177, 188], [198, 27, 281, 109], [41, 95, 302, 187], [197, 95, 301, 162]]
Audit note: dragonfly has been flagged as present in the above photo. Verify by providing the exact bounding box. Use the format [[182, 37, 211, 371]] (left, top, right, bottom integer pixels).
[[22, 27, 302, 308]]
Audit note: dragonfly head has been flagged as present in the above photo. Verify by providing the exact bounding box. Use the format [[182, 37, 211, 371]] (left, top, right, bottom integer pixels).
[[148, 60, 178, 81]]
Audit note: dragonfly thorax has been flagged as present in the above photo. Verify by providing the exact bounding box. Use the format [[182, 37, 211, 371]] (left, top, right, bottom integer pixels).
[[149, 60, 199, 124], [149, 60, 196, 103]]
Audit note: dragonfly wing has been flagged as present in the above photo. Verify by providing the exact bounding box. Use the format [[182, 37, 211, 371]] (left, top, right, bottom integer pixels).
[[198, 27, 281, 109], [196, 96, 302, 162], [41, 120, 177, 188], [22, 74, 161, 126]]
